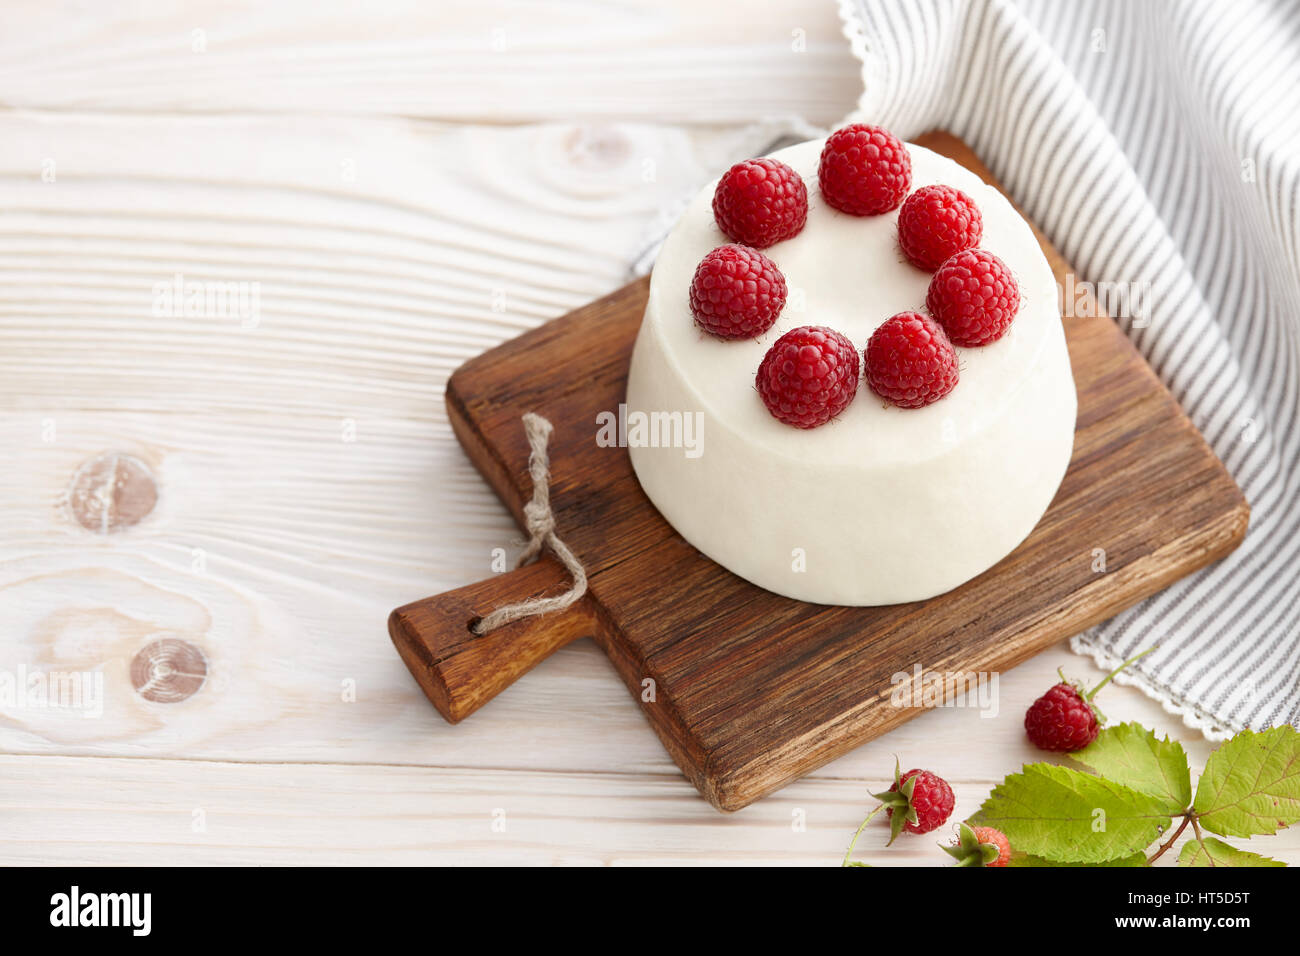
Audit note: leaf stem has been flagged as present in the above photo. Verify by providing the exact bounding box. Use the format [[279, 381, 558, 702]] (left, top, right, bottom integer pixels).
[[842, 804, 886, 867], [1086, 646, 1158, 700], [1146, 813, 1190, 864]]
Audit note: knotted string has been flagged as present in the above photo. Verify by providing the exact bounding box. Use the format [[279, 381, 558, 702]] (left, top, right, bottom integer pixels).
[[471, 413, 588, 635]]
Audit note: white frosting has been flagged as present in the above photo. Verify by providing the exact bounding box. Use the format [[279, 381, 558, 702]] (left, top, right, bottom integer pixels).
[[626, 139, 1076, 605]]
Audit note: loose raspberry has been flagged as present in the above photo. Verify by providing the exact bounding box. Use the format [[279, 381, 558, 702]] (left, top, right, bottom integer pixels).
[[712, 158, 809, 249], [864, 311, 959, 408], [1024, 683, 1099, 752], [898, 184, 983, 270], [1024, 650, 1154, 753], [944, 823, 1012, 867], [926, 248, 1019, 347], [872, 763, 955, 844], [973, 827, 1012, 867], [818, 124, 911, 216], [689, 244, 787, 339], [755, 325, 859, 428]]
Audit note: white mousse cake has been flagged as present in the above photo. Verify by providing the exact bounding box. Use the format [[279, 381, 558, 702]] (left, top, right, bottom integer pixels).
[[626, 132, 1076, 606]]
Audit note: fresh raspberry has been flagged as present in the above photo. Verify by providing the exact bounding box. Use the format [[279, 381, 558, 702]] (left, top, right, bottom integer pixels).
[[818, 124, 912, 216], [1024, 651, 1154, 753], [755, 325, 860, 428], [972, 827, 1012, 867], [891, 770, 954, 834], [926, 248, 1019, 347], [943, 823, 1012, 867], [689, 244, 787, 339], [712, 158, 809, 249], [897, 184, 983, 270], [864, 311, 959, 408], [1024, 683, 1099, 752], [872, 767, 954, 844]]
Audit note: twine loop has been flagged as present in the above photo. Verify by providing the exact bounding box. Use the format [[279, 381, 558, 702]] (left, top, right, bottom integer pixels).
[[471, 413, 588, 635]]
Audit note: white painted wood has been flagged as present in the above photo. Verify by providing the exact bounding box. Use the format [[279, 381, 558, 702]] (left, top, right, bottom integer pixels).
[[7, 726, 1300, 866], [0, 1, 1289, 866], [0, 112, 728, 771], [0, 0, 861, 125]]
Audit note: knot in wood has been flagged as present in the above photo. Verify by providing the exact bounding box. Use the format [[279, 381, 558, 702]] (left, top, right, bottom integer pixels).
[[131, 638, 207, 703]]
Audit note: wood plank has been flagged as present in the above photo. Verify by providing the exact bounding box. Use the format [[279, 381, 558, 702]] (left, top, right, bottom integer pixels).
[[0, 0, 860, 125], [0, 112, 735, 767], [0, 89, 1270, 859], [396, 131, 1249, 810], [6, 750, 1296, 866]]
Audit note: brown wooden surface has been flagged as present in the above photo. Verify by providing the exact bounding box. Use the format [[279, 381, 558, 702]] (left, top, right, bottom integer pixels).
[[390, 555, 598, 723], [390, 131, 1250, 811]]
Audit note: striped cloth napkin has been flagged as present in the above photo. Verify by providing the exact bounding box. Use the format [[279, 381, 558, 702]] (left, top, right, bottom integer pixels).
[[837, 0, 1300, 736]]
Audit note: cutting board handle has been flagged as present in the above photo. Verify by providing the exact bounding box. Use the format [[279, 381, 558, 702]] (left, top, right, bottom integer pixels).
[[388, 555, 599, 723]]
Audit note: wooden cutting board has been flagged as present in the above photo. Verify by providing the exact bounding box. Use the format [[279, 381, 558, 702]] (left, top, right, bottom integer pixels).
[[389, 131, 1249, 812]]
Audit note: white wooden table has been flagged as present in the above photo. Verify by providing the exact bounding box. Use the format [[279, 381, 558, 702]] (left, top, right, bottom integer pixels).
[[1, 0, 1293, 866]]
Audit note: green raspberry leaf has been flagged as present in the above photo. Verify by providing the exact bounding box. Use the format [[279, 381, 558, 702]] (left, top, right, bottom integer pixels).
[[1193, 726, 1300, 838], [1070, 722, 1192, 813], [1009, 851, 1146, 867], [1178, 836, 1285, 867], [973, 763, 1172, 863]]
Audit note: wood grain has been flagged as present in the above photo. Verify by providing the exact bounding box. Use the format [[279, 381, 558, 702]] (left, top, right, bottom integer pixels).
[[0, 0, 1280, 864], [397, 132, 1250, 812], [15, 748, 1298, 867], [390, 556, 598, 722], [0, 110, 733, 767], [0, 0, 860, 125], [6, 645, 1300, 865]]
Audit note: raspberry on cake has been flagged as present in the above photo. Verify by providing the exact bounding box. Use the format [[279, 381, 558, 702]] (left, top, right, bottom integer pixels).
[[927, 248, 1020, 346], [755, 325, 860, 428], [626, 130, 1077, 606], [712, 158, 808, 249], [818, 124, 911, 216], [898, 184, 983, 270], [865, 311, 959, 408], [688, 243, 788, 339]]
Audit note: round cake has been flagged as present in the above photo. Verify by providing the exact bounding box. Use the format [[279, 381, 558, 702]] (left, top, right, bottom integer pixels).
[[626, 133, 1076, 606]]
